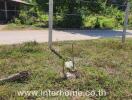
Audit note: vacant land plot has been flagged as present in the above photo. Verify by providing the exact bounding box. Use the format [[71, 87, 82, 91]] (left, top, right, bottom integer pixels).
[[0, 39, 132, 100]]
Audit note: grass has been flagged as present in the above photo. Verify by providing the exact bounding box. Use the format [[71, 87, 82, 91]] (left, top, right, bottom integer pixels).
[[0, 39, 132, 100], [2, 23, 47, 30], [1, 23, 131, 30]]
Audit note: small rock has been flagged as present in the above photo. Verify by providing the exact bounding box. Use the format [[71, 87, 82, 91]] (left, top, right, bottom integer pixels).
[[66, 72, 76, 79], [65, 70, 81, 80], [65, 61, 74, 69]]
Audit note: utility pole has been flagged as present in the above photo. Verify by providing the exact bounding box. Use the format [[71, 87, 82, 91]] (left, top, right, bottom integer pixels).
[[122, 2, 130, 43]]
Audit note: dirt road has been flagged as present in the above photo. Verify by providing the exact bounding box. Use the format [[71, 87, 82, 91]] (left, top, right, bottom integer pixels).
[[0, 30, 132, 45]]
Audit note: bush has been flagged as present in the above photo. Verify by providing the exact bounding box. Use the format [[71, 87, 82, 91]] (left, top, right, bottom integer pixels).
[[83, 16, 116, 29], [13, 18, 21, 25], [15, 10, 37, 25], [83, 16, 97, 28], [102, 6, 124, 28], [53, 15, 63, 28], [98, 16, 116, 29], [13, 8, 48, 27], [128, 14, 132, 29], [55, 14, 83, 28], [114, 10, 124, 27]]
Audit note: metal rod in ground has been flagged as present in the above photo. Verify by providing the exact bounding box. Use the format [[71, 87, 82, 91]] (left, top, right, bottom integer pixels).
[[62, 60, 65, 77], [72, 43, 75, 70], [122, 2, 130, 43]]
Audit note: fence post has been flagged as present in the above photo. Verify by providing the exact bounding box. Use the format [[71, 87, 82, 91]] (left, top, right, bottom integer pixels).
[[4, 0, 8, 20], [49, 0, 53, 46], [122, 2, 130, 43]]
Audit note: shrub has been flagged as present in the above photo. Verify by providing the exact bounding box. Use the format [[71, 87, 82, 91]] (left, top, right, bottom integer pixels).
[[13, 18, 21, 25], [53, 15, 63, 28], [13, 8, 48, 27], [19, 10, 29, 24], [36, 10, 48, 22], [15, 10, 36, 25], [98, 16, 116, 29], [55, 14, 83, 28], [34, 10, 48, 27], [83, 16, 97, 28], [103, 6, 124, 28], [114, 10, 124, 26], [83, 16, 116, 29], [128, 14, 132, 29]]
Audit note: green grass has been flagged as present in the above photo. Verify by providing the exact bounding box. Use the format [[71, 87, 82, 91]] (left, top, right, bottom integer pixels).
[[2, 23, 131, 30], [2, 23, 47, 30], [0, 39, 132, 100]]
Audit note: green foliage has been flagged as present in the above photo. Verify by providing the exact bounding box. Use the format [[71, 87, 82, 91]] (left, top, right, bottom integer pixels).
[[83, 16, 116, 29], [98, 16, 116, 29], [53, 0, 126, 29], [13, 0, 131, 29], [83, 16, 97, 28], [105, 6, 124, 24], [13, 7, 48, 27], [55, 15, 83, 28], [128, 14, 132, 29], [19, 10, 35, 25], [13, 18, 21, 25]]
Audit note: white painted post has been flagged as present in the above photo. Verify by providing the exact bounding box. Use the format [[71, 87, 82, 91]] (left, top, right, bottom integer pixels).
[[49, 0, 53, 47], [122, 2, 130, 43]]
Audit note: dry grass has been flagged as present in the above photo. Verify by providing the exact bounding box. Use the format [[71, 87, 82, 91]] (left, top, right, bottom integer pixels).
[[0, 39, 132, 100]]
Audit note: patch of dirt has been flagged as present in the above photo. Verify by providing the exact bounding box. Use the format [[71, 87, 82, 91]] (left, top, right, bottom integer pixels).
[[105, 67, 119, 75], [0, 25, 7, 30]]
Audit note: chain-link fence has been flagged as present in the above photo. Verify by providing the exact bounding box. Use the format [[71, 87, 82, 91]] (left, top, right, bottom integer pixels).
[[52, 0, 131, 29], [0, 0, 131, 29], [0, 0, 31, 23]]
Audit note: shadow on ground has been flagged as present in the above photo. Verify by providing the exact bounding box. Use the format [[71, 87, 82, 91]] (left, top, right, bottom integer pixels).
[[55, 29, 132, 38]]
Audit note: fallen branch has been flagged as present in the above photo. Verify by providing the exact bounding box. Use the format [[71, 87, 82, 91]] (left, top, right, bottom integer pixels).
[[0, 71, 30, 83]]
